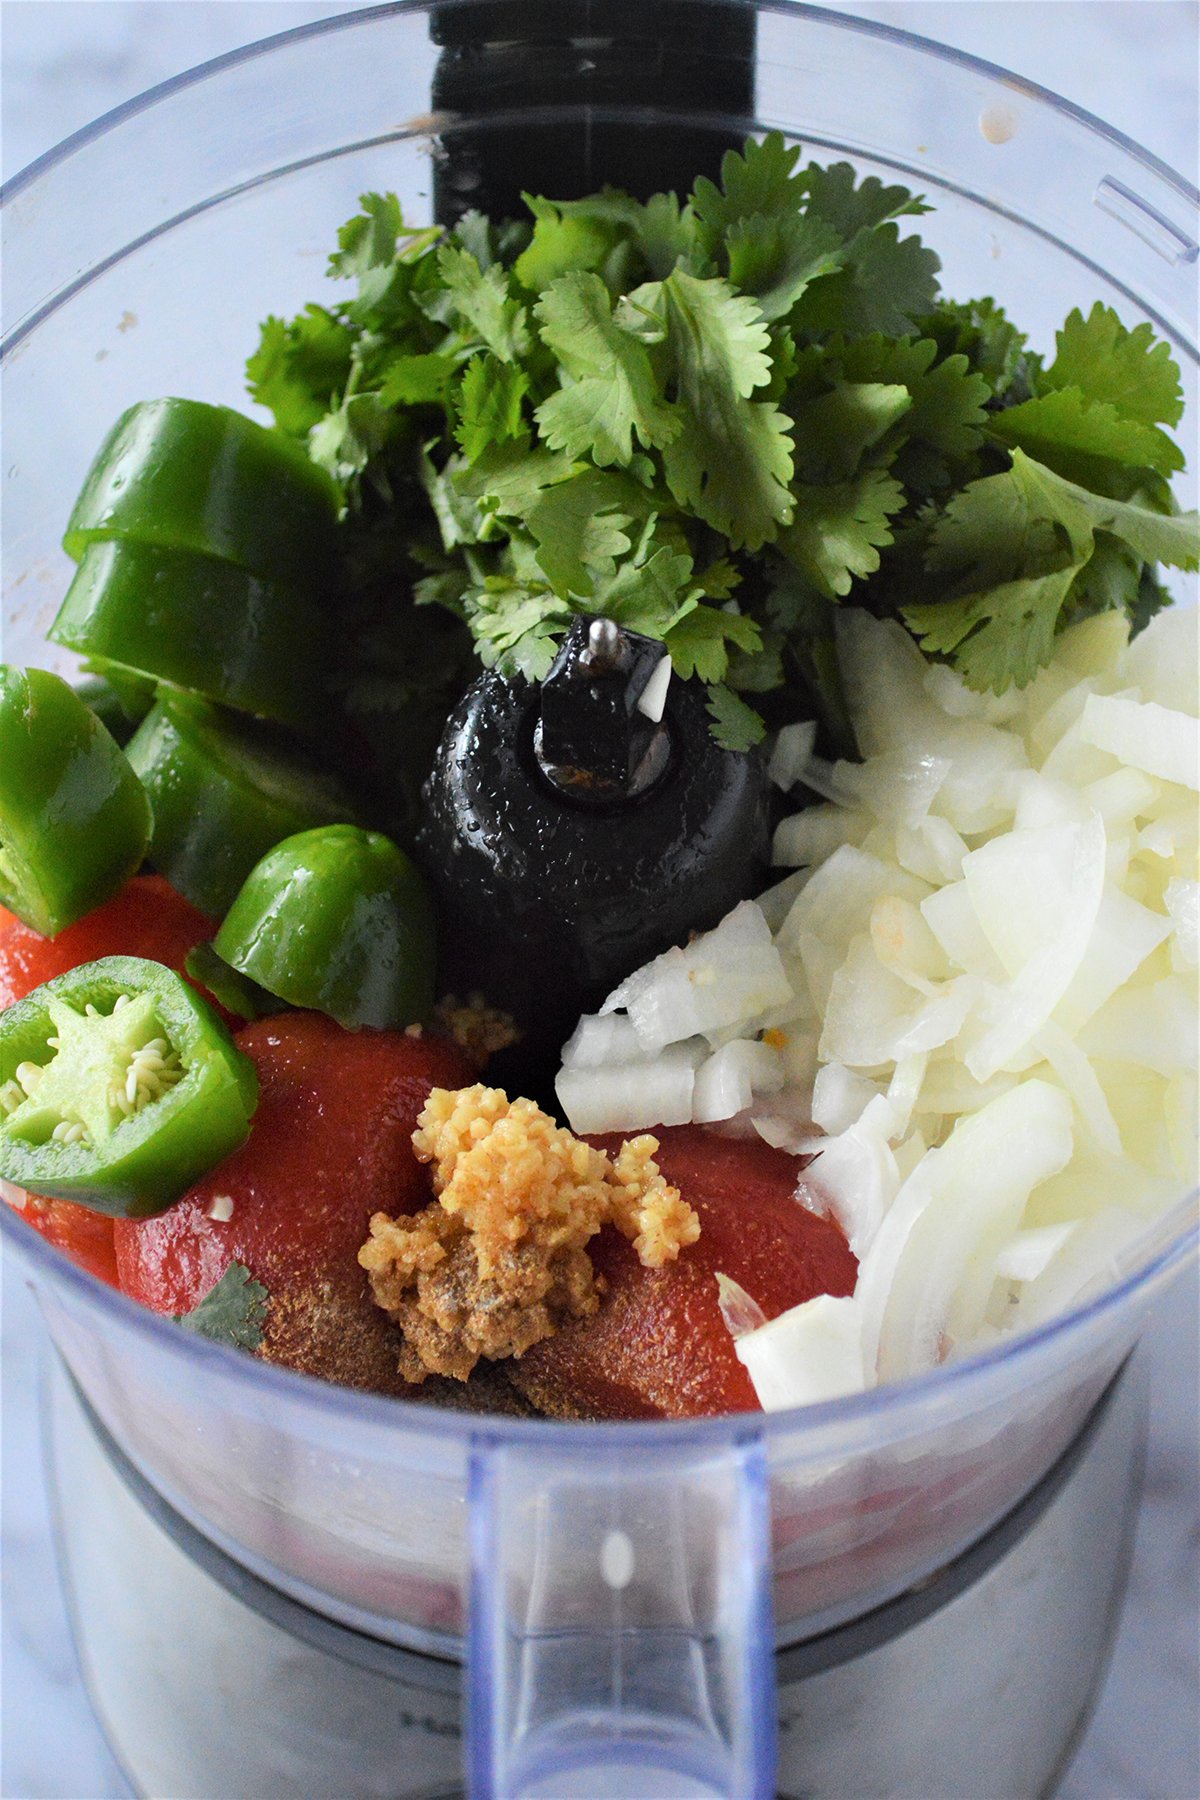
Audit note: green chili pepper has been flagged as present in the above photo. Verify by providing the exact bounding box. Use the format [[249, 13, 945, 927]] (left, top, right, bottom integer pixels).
[[124, 690, 357, 918], [0, 955, 258, 1216], [184, 943, 284, 1023], [63, 398, 340, 592], [73, 668, 155, 748], [52, 540, 328, 730], [0, 667, 152, 937], [215, 825, 436, 1030]]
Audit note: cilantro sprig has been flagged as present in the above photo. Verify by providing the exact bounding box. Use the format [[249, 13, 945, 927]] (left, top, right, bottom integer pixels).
[[249, 142, 1197, 760], [175, 1261, 269, 1352]]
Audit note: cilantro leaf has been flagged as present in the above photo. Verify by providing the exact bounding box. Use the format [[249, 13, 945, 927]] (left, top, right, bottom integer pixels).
[[328, 192, 407, 279], [664, 603, 762, 683], [436, 244, 531, 362], [523, 470, 634, 596], [692, 134, 809, 248], [379, 351, 458, 409], [247, 307, 354, 437], [919, 296, 1030, 395], [465, 578, 570, 681], [726, 212, 843, 322], [455, 438, 578, 514], [176, 1262, 269, 1352], [515, 197, 620, 290], [778, 467, 906, 597], [644, 269, 795, 549], [903, 564, 1084, 693], [1010, 450, 1200, 570], [790, 381, 912, 483], [1043, 303, 1185, 429], [534, 273, 681, 465], [454, 354, 529, 460], [792, 222, 941, 339], [925, 468, 1074, 586], [988, 387, 1184, 484], [308, 393, 394, 501], [798, 161, 932, 235], [705, 683, 767, 752]]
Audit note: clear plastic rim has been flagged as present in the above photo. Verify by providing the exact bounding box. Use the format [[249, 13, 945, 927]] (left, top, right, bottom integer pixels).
[[1, 0, 1196, 210], [1, 0, 1197, 1447], [5, 1194, 1195, 1448]]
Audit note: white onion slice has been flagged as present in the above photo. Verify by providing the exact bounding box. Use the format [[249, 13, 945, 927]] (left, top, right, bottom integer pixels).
[[856, 1080, 1073, 1381], [735, 1294, 865, 1410], [1078, 693, 1200, 789], [554, 1044, 700, 1135]]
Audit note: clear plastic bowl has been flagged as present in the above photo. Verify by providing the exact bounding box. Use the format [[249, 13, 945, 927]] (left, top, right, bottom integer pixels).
[[2, 4, 1197, 1792]]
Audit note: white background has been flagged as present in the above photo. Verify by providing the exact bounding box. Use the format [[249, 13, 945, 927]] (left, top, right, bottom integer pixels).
[[1, 5, 1197, 1798]]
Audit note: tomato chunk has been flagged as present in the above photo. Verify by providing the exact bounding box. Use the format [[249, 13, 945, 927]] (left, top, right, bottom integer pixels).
[[8, 1191, 121, 1287], [511, 1125, 857, 1419], [0, 874, 216, 1008], [114, 1012, 473, 1393]]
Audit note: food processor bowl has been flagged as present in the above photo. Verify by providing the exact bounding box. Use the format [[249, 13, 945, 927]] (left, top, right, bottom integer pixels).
[[3, 4, 1197, 1795]]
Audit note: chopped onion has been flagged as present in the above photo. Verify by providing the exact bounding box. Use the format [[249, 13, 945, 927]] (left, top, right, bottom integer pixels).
[[600, 901, 793, 1049], [554, 1044, 701, 1135], [735, 1294, 865, 1409], [1078, 693, 1199, 789], [693, 1040, 785, 1124], [768, 720, 817, 792]]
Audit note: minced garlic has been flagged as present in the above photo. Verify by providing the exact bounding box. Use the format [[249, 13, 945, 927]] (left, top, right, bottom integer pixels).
[[359, 1084, 699, 1383]]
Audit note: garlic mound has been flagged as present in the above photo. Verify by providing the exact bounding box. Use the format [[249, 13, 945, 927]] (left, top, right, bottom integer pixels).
[[554, 605, 1199, 1402]]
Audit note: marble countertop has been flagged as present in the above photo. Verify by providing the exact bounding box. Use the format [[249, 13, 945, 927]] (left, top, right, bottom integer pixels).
[[2, 5, 1197, 1798]]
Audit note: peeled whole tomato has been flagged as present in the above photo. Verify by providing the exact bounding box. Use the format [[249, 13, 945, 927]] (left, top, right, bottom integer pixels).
[[2, 875, 222, 1285], [0, 875, 217, 1008], [113, 1012, 474, 1393], [510, 1126, 858, 1419], [12, 1191, 122, 1286]]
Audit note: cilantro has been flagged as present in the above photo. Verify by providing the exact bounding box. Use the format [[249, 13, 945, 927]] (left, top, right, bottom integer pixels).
[[247, 307, 354, 437], [779, 467, 906, 598], [176, 1262, 269, 1352], [904, 564, 1084, 693], [987, 387, 1184, 485], [534, 273, 681, 465], [1043, 303, 1184, 429], [664, 604, 762, 684], [248, 139, 1195, 764], [454, 355, 529, 460], [648, 269, 796, 549], [705, 683, 767, 752], [436, 244, 531, 362]]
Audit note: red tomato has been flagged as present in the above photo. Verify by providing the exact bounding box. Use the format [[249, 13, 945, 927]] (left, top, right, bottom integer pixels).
[[114, 1012, 474, 1394], [7, 1191, 121, 1287], [0, 875, 217, 1008], [513, 1126, 858, 1420]]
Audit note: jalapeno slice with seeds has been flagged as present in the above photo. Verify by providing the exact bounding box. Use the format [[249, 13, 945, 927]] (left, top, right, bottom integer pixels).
[[0, 956, 257, 1217], [215, 824, 436, 1029], [0, 666, 152, 937]]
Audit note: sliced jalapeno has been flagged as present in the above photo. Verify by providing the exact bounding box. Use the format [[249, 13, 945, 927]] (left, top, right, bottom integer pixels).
[[0, 955, 257, 1216], [63, 398, 340, 592], [124, 690, 357, 918], [51, 540, 328, 730], [215, 825, 436, 1030], [73, 668, 155, 747], [0, 666, 152, 938]]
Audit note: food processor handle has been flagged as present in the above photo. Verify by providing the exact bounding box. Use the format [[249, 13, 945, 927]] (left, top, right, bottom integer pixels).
[[467, 1429, 778, 1798]]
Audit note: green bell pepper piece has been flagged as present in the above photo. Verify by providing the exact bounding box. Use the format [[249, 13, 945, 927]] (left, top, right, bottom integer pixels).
[[125, 689, 357, 918], [183, 943, 285, 1023], [52, 539, 328, 730], [215, 825, 436, 1030], [0, 667, 152, 937], [63, 398, 340, 592], [0, 955, 258, 1216]]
